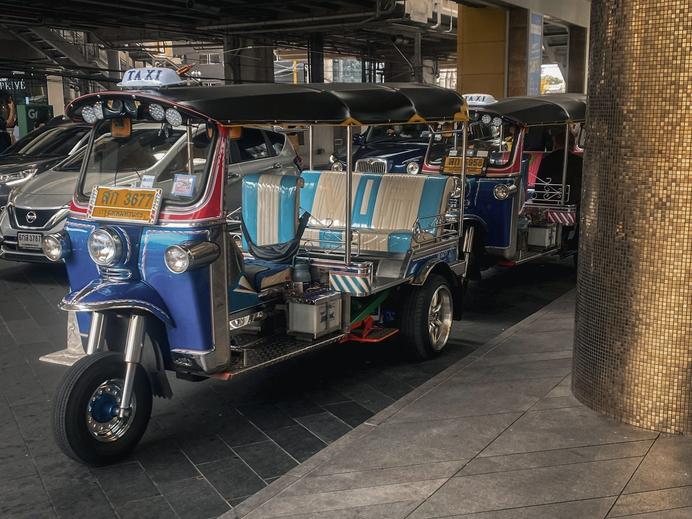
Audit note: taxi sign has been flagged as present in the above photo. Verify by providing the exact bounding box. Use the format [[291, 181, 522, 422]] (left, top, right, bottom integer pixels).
[[88, 186, 163, 224], [463, 93, 498, 106], [118, 67, 183, 89]]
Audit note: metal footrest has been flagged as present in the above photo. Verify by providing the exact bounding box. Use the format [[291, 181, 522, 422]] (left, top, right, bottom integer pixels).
[[227, 332, 346, 375]]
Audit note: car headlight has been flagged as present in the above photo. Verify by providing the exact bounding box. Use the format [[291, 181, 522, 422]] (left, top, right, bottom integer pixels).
[[330, 161, 344, 172], [406, 161, 420, 174], [0, 167, 37, 186], [42, 232, 71, 262], [88, 228, 123, 266], [165, 241, 220, 274], [493, 183, 517, 201]]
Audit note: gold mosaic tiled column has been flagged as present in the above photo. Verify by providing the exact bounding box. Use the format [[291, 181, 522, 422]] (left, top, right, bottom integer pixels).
[[573, 0, 692, 434]]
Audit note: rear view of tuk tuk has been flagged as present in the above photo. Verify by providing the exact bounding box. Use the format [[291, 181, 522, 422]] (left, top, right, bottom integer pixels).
[[43, 78, 474, 465]]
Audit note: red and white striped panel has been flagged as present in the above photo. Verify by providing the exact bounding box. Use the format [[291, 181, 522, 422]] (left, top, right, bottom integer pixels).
[[546, 210, 578, 226]]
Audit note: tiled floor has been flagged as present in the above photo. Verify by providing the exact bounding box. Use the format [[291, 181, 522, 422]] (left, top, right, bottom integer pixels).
[[0, 258, 575, 518], [232, 291, 692, 519]]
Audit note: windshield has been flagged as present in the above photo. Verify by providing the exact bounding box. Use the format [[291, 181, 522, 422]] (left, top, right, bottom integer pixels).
[[78, 119, 216, 207], [427, 117, 518, 169], [5, 125, 88, 157], [365, 123, 431, 144]]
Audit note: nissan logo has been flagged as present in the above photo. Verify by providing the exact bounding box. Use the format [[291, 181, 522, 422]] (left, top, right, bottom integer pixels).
[[25, 211, 37, 224]]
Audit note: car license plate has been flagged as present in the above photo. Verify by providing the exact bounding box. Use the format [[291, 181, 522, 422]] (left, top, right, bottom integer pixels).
[[88, 186, 163, 224], [17, 232, 42, 250]]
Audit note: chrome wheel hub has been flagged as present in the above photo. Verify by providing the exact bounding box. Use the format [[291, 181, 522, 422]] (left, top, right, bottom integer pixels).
[[428, 285, 453, 351], [86, 379, 135, 443]]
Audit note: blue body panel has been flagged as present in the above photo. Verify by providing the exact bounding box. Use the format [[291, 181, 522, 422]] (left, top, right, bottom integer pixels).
[[465, 178, 515, 249], [62, 218, 216, 352], [338, 141, 428, 173]]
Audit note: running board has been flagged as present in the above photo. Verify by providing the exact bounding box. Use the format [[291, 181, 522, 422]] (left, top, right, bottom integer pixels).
[[213, 332, 347, 379]]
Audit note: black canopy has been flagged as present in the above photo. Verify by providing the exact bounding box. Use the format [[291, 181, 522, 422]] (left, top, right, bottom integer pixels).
[[470, 94, 586, 125], [66, 82, 469, 126]]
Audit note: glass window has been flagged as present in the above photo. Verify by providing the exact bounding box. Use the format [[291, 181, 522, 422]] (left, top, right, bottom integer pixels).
[[365, 123, 431, 143], [265, 131, 285, 155], [237, 128, 270, 161], [7, 125, 89, 157], [78, 120, 215, 207]]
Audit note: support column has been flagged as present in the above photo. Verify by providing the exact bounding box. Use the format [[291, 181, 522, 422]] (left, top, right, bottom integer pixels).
[[413, 32, 423, 82], [573, 0, 692, 434], [506, 7, 529, 96], [224, 36, 274, 84], [567, 25, 587, 93], [46, 75, 65, 116], [308, 33, 324, 83], [456, 5, 506, 98]]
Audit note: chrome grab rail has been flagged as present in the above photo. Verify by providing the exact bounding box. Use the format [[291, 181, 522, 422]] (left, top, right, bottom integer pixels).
[[528, 179, 571, 205]]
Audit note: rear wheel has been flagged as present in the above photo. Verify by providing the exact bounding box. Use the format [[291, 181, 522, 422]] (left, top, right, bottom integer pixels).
[[400, 275, 454, 361], [52, 351, 152, 466]]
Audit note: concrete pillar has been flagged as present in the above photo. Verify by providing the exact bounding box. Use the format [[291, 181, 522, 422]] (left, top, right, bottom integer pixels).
[[413, 32, 423, 82], [456, 5, 506, 98], [308, 34, 324, 83], [507, 7, 529, 97], [224, 36, 274, 84], [46, 75, 65, 116], [567, 25, 587, 93], [573, 0, 692, 434]]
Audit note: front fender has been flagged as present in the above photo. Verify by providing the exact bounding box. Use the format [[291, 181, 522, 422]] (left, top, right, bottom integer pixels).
[[60, 280, 173, 327]]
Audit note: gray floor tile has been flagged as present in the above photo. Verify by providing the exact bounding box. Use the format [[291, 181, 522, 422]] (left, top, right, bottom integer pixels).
[[409, 458, 640, 518], [609, 486, 692, 517], [613, 508, 692, 519], [261, 499, 421, 518], [485, 331, 574, 356], [234, 441, 298, 480], [197, 456, 266, 501], [482, 406, 658, 457], [296, 412, 352, 444], [624, 435, 692, 494], [246, 479, 444, 518], [161, 476, 231, 519], [116, 495, 176, 519], [92, 461, 159, 506], [324, 401, 374, 427], [287, 461, 465, 498], [0, 474, 54, 518], [451, 358, 573, 384], [460, 440, 651, 476], [529, 393, 583, 410], [389, 377, 562, 423], [265, 425, 326, 462], [47, 481, 116, 519], [314, 412, 519, 475], [136, 441, 201, 484], [425, 496, 615, 518]]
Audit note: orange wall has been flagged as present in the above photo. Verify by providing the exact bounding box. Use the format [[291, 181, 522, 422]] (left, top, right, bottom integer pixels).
[[457, 5, 507, 98]]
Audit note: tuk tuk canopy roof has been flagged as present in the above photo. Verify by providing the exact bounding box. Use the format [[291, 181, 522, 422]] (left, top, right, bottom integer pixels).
[[471, 94, 586, 125], [66, 82, 469, 126]]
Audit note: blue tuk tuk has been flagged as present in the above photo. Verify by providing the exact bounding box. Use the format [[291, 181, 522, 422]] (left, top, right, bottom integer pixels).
[[423, 94, 586, 272], [42, 75, 473, 465]]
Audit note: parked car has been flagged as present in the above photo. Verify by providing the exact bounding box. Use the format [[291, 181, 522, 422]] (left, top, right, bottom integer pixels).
[[0, 119, 91, 206], [0, 125, 299, 263], [329, 123, 431, 174]]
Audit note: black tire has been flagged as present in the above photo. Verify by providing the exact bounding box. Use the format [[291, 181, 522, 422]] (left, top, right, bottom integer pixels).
[[400, 275, 454, 361], [52, 351, 152, 466]]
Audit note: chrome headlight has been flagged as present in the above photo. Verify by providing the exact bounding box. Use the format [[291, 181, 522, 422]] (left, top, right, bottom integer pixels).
[[88, 228, 123, 266], [330, 160, 344, 172], [406, 161, 420, 174], [493, 183, 517, 201], [0, 167, 37, 186], [165, 108, 183, 127], [42, 232, 71, 262], [165, 241, 220, 274]]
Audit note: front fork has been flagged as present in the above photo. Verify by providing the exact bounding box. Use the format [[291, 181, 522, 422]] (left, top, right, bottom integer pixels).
[[86, 311, 145, 418]]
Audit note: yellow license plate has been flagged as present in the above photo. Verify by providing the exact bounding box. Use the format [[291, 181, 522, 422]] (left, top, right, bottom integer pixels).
[[88, 186, 163, 224], [443, 156, 485, 175]]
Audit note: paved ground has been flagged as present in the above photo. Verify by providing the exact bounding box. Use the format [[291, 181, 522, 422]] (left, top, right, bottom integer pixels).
[[229, 290, 692, 519], [0, 258, 575, 518]]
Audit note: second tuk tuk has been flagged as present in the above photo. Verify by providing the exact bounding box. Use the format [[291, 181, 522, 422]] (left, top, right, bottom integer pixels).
[[424, 93, 586, 272], [42, 77, 474, 465]]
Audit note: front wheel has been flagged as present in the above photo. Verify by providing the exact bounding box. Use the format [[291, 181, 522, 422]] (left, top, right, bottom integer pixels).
[[52, 351, 152, 466], [400, 275, 454, 361]]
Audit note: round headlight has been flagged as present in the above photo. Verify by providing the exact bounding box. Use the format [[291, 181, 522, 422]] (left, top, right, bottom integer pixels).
[[481, 114, 492, 125], [406, 161, 420, 175], [491, 116, 503, 128], [165, 245, 190, 273], [493, 184, 512, 201], [42, 233, 70, 262], [149, 103, 165, 121], [88, 228, 123, 266], [81, 105, 97, 124], [330, 161, 344, 172], [165, 108, 183, 127]]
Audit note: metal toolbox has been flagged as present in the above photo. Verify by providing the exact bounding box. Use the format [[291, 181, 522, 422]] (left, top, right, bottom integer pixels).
[[528, 224, 557, 248], [288, 290, 342, 339]]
